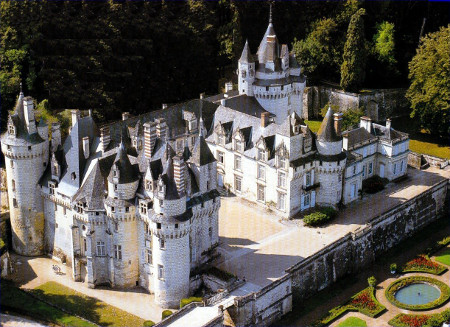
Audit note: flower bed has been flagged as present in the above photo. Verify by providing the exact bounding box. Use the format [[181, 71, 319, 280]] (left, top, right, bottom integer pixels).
[[385, 276, 450, 311], [388, 308, 450, 327], [316, 287, 385, 326], [402, 255, 447, 275]]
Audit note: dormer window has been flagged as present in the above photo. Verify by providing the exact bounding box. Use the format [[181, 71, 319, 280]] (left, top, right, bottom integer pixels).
[[235, 140, 244, 152], [8, 124, 15, 135], [145, 180, 152, 191], [218, 134, 225, 146], [258, 148, 266, 161], [49, 182, 56, 195], [140, 202, 147, 214], [278, 156, 286, 169], [189, 120, 197, 131], [113, 169, 117, 177], [76, 202, 84, 214]]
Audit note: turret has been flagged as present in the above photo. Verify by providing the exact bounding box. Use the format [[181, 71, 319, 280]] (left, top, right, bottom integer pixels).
[[238, 40, 255, 96], [0, 92, 49, 255]]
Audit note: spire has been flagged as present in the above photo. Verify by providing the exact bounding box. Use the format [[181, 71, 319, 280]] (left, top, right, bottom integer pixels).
[[269, 2, 273, 24], [317, 106, 342, 142], [19, 82, 23, 96], [239, 39, 254, 63]]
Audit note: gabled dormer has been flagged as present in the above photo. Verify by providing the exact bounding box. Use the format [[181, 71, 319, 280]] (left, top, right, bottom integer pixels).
[[275, 142, 289, 170], [7, 115, 17, 137]]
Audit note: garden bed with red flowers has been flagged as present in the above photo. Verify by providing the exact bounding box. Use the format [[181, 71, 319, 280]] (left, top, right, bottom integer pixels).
[[315, 287, 385, 326], [402, 255, 447, 275], [388, 308, 450, 327]]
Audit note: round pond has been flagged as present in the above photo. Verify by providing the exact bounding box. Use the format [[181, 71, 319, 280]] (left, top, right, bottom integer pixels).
[[395, 283, 441, 305]]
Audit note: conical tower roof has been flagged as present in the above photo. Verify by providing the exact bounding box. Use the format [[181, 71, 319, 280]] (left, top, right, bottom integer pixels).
[[317, 107, 342, 142], [257, 5, 279, 64], [109, 142, 139, 183], [239, 40, 254, 63]]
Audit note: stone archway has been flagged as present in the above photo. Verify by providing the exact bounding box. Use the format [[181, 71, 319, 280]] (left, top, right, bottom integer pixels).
[[367, 100, 379, 122]]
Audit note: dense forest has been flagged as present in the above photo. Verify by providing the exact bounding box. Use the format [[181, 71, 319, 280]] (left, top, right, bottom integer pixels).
[[1, 0, 449, 127]]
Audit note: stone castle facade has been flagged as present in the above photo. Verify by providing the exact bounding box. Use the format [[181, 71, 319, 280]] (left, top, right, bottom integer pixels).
[[1, 12, 409, 309]]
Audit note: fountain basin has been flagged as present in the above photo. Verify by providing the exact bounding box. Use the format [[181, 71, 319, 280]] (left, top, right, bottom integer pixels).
[[395, 283, 441, 305]]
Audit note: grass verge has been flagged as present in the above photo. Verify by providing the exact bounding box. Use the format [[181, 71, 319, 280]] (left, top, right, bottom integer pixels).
[[1, 280, 94, 326], [435, 248, 450, 266], [31, 281, 145, 326], [337, 316, 367, 327]]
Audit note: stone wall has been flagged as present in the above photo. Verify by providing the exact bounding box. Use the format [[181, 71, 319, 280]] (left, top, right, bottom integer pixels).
[[228, 176, 448, 326], [303, 86, 408, 122]]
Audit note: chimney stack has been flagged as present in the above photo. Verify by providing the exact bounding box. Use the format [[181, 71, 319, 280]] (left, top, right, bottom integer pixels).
[[199, 93, 205, 99], [386, 118, 392, 130], [144, 121, 157, 159], [359, 116, 372, 133], [261, 112, 270, 128], [88, 109, 92, 117], [100, 126, 111, 153], [173, 155, 185, 195], [225, 82, 233, 93], [71, 110, 80, 127], [155, 118, 167, 138], [82, 137, 90, 159], [122, 112, 130, 121], [162, 103, 168, 110], [333, 112, 343, 135]]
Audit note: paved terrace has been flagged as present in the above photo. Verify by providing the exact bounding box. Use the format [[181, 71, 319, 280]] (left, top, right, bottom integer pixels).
[[216, 166, 450, 288]]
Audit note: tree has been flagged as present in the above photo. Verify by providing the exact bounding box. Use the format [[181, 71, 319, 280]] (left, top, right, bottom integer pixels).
[[292, 18, 340, 81], [373, 21, 396, 65], [340, 8, 367, 92], [368, 276, 377, 287], [406, 25, 450, 138]]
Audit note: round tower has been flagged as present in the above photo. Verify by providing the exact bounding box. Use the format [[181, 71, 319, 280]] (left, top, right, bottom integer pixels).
[[238, 40, 256, 96], [1, 93, 49, 255], [315, 107, 346, 207], [105, 143, 140, 287]]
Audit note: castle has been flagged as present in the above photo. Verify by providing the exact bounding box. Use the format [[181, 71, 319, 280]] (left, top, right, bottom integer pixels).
[[1, 11, 409, 309]]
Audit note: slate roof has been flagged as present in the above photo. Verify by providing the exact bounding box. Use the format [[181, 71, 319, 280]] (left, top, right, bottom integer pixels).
[[372, 123, 408, 143], [342, 127, 377, 148], [317, 107, 342, 142], [108, 142, 140, 184], [239, 40, 254, 63], [73, 161, 106, 209], [257, 22, 280, 64], [189, 135, 216, 166]]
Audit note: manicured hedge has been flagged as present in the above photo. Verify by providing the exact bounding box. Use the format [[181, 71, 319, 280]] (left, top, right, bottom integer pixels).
[[402, 255, 447, 275], [385, 276, 450, 311], [362, 175, 388, 194], [180, 297, 203, 309], [161, 310, 173, 319], [304, 207, 337, 227], [143, 320, 155, 327], [316, 287, 385, 326]]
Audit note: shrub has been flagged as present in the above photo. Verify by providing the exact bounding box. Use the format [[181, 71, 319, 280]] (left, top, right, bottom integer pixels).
[[385, 276, 450, 311], [304, 212, 329, 226], [180, 297, 203, 309], [321, 207, 338, 219], [362, 175, 387, 194], [388, 311, 450, 327], [161, 310, 173, 320], [367, 276, 376, 287], [390, 263, 397, 272], [143, 321, 155, 327]]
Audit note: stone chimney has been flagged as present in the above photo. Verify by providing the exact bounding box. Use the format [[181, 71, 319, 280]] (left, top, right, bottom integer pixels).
[[155, 118, 167, 138], [82, 137, 90, 159], [173, 155, 185, 194], [220, 99, 226, 106], [333, 112, 343, 135], [261, 112, 270, 128], [51, 123, 61, 152], [88, 109, 92, 117], [199, 93, 205, 99], [72, 109, 80, 127], [359, 116, 372, 133], [225, 82, 233, 93], [144, 121, 157, 159], [100, 126, 111, 153], [386, 118, 392, 130], [122, 112, 130, 121], [162, 103, 168, 110]]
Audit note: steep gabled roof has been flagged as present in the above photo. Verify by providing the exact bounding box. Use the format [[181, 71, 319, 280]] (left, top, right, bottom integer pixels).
[[317, 107, 342, 142], [190, 135, 216, 166], [73, 161, 105, 209], [108, 142, 140, 184]]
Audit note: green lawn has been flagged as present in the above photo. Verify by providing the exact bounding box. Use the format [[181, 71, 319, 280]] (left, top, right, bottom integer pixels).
[[409, 139, 450, 159], [32, 281, 145, 327], [305, 120, 322, 133], [337, 316, 367, 327], [435, 248, 450, 266], [1, 280, 94, 326]]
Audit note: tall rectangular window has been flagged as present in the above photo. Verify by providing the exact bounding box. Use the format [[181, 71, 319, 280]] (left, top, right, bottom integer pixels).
[[304, 193, 310, 206], [160, 238, 165, 249], [257, 184, 265, 202], [257, 164, 265, 181], [158, 265, 164, 279], [13, 198, 17, 208], [258, 149, 265, 161], [278, 156, 286, 169], [234, 175, 242, 192], [146, 248, 152, 264], [393, 162, 397, 174], [96, 241, 105, 256], [305, 172, 311, 186], [362, 165, 366, 177], [368, 162, 373, 175], [114, 245, 122, 260], [12, 179, 15, 192], [278, 172, 286, 188], [234, 155, 241, 170], [277, 192, 286, 211], [140, 202, 147, 214]]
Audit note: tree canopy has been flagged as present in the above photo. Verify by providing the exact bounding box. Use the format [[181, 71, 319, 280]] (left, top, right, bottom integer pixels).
[[406, 25, 450, 138], [340, 8, 367, 92]]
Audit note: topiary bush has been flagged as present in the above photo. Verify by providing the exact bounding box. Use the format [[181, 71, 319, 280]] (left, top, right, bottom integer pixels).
[[161, 310, 173, 320], [143, 320, 155, 327], [304, 212, 329, 226], [180, 297, 203, 309], [367, 276, 377, 287]]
